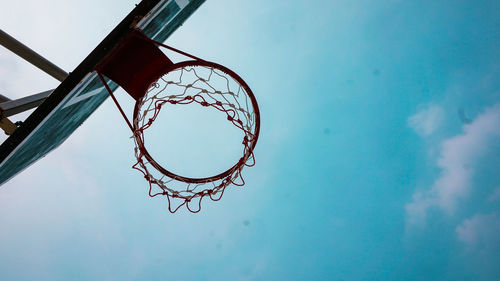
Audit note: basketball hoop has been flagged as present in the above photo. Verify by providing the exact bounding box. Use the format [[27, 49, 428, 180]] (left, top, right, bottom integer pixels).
[[96, 30, 260, 213]]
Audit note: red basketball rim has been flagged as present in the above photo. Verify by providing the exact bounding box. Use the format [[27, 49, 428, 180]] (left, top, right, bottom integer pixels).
[[132, 60, 261, 184]]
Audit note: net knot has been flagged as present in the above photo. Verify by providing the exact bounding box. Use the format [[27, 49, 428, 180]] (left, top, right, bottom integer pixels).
[[201, 101, 209, 106]]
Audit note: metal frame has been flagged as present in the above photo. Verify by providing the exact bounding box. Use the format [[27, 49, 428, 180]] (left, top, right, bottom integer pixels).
[[0, 30, 68, 134], [0, 90, 53, 117], [0, 29, 68, 82], [0, 94, 11, 103]]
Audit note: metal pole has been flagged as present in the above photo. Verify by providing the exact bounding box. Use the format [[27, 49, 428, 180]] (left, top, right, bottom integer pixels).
[[0, 94, 11, 103], [0, 89, 53, 117], [0, 29, 68, 82]]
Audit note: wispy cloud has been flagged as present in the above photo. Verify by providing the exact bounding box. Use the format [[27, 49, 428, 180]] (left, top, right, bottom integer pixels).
[[406, 103, 500, 226], [488, 186, 500, 202], [407, 104, 445, 137], [456, 213, 500, 249]]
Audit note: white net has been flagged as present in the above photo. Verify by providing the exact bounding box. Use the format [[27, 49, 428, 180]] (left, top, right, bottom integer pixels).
[[132, 61, 259, 213]]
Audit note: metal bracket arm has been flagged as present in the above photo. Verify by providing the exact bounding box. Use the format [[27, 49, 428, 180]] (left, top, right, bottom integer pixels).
[[0, 89, 53, 135], [0, 115, 17, 135], [0, 29, 68, 82], [0, 89, 53, 117]]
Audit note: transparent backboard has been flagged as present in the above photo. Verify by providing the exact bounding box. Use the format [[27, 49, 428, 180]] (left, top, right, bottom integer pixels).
[[0, 0, 206, 185]]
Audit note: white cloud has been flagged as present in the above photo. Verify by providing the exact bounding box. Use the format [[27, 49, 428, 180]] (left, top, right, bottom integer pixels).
[[456, 213, 500, 248], [406, 103, 500, 226], [407, 104, 445, 136], [488, 186, 500, 202]]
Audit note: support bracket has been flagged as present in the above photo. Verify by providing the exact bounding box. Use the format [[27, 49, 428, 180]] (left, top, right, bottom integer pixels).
[[0, 89, 53, 135]]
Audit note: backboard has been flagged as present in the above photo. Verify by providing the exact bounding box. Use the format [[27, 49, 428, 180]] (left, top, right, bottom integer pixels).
[[0, 0, 206, 185]]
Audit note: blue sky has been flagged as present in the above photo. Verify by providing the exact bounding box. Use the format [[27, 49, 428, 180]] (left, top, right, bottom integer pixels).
[[1, 0, 500, 280]]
